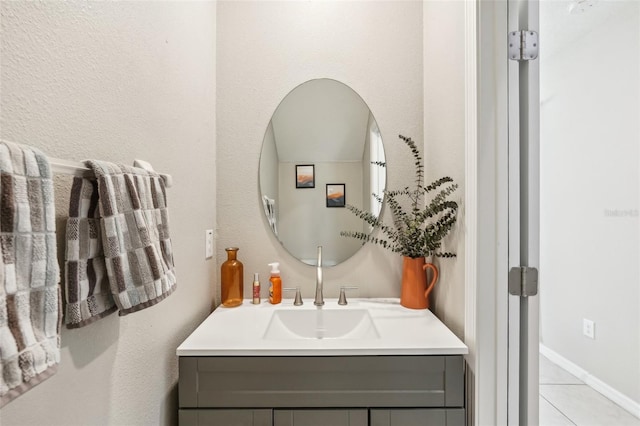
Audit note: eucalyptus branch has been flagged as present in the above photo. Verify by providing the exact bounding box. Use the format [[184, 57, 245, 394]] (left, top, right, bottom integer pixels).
[[340, 134, 459, 259]]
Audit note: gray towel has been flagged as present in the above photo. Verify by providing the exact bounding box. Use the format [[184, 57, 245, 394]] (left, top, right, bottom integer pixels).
[[0, 140, 61, 408], [64, 178, 118, 328], [83, 160, 175, 316]]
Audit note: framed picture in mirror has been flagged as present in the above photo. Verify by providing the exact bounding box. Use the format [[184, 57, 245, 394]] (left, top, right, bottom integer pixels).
[[326, 184, 346, 207], [295, 164, 315, 188]]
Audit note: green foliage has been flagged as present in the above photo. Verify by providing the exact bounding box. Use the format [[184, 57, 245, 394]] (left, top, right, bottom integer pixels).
[[340, 134, 459, 259]]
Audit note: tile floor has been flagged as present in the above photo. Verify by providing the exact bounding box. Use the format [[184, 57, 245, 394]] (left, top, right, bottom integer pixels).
[[539, 354, 640, 426]]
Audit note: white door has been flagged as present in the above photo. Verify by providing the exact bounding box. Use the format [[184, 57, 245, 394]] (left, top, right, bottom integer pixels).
[[507, 0, 540, 425]]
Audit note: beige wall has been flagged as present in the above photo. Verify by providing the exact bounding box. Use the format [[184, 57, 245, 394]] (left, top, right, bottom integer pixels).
[[423, 0, 466, 338], [216, 0, 426, 302], [0, 1, 217, 424]]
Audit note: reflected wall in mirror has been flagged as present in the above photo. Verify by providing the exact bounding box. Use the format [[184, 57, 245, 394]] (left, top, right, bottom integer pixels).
[[259, 79, 386, 266]]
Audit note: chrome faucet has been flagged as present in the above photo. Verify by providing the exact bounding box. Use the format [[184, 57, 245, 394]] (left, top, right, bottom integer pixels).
[[314, 246, 324, 306]]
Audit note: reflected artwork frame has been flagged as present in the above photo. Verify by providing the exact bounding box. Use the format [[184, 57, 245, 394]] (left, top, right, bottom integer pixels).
[[295, 164, 315, 188], [326, 183, 346, 208]]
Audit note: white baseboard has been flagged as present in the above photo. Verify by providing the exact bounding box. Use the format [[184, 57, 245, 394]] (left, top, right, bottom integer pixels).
[[540, 343, 640, 419]]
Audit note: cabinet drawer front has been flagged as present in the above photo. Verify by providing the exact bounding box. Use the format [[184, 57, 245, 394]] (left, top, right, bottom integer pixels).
[[274, 409, 367, 426], [370, 408, 465, 426], [179, 356, 463, 409], [179, 409, 272, 426]]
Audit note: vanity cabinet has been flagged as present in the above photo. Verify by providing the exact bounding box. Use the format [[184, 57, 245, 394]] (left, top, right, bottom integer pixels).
[[178, 355, 465, 426]]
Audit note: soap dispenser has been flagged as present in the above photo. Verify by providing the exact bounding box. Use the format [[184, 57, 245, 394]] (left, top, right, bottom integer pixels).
[[268, 262, 282, 305]]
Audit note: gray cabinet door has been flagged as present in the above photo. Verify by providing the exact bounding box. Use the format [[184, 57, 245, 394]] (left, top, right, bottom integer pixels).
[[274, 409, 368, 426], [179, 409, 272, 426], [370, 409, 465, 426]]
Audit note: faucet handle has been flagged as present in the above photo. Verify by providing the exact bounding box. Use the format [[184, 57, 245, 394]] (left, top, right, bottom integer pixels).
[[283, 287, 303, 306], [338, 286, 359, 305]]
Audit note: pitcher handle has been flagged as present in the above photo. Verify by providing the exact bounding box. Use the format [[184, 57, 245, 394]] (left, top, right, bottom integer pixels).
[[423, 263, 439, 299]]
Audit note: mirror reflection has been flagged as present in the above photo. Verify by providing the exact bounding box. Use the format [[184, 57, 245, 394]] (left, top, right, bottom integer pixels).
[[259, 79, 386, 266]]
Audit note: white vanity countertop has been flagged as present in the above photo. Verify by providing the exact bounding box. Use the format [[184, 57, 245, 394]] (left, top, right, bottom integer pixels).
[[177, 298, 468, 356]]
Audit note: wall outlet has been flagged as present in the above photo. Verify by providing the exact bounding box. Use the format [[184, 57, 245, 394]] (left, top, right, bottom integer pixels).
[[583, 318, 595, 339], [205, 229, 214, 259]]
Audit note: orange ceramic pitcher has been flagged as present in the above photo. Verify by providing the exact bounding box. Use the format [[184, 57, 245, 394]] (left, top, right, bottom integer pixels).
[[400, 257, 439, 309]]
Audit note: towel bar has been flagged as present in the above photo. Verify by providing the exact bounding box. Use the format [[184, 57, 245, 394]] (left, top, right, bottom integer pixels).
[[50, 157, 173, 188]]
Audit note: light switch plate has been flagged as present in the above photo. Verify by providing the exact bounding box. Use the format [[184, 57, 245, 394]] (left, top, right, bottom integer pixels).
[[205, 229, 214, 259]]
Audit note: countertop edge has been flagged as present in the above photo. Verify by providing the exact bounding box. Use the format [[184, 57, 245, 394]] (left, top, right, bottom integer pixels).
[[176, 348, 469, 357]]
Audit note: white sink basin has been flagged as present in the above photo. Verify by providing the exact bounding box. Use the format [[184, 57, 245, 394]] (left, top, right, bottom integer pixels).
[[176, 298, 469, 356], [263, 308, 380, 340]]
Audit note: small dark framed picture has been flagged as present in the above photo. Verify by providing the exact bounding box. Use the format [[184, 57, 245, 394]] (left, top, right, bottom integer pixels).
[[326, 183, 346, 208], [296, 165, 315, 188]]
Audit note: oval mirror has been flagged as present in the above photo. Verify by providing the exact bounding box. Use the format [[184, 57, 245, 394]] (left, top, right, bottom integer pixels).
[[259, 79, 386, 266]]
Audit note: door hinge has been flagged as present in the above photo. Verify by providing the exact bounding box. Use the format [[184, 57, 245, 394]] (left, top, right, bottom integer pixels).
[[508, 30, 539, 61], [509, 266, 539, 297]]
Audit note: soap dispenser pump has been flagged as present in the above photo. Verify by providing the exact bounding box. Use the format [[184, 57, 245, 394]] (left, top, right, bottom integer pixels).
[[268, 262, 282, 304]]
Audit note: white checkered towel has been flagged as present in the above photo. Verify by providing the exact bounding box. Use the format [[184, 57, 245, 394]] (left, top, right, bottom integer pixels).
[[64, 160, 176, 328], [0, 140, 60, 408]]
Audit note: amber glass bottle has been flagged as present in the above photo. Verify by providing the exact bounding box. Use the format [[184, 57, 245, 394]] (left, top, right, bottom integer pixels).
[[221, 247, 243, 307]]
